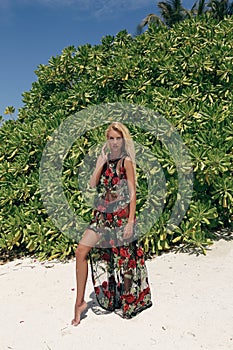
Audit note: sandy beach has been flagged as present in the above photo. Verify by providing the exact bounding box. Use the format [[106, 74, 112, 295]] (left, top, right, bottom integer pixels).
[[0, 238, 233, 350]]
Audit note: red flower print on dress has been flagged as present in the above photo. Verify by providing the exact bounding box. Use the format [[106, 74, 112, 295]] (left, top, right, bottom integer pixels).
[[117, 208, 127, 218], [135, 287, 150, 303], [117, 219, 122, 227], [104, 178, 109, 186], [140, 259, 145, 266], [120, 167, 125, 175], [128, 259, 136, 269], [104, 290, 111, 299], [117, 219, 123, 227], [144, 287, 150, 295], [106, 213, 113, 221], [94, 286, 100, 295], [112, 247, 118, 255], [112, 177, 120, 185], [105, 168, 114, 177], [102, 281, 108, 289], [123, 294, 136, 303], [123, 304, 130, 312], [102, 253, 110, 261], [137, 247, 144, 257], [120, 247, 130, 258], [118, 258, 124, 267], [136, 290, 145, 304]]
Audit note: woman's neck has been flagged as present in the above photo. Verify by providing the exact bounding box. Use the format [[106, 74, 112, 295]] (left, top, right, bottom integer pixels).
[[109, 151, 122, 160]]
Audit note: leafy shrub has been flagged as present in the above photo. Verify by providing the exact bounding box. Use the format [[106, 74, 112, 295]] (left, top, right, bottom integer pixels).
[[0, 16, 232, 261]]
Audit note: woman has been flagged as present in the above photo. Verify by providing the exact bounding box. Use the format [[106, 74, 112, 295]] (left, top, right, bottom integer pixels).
[[72, 122, 152, 326]]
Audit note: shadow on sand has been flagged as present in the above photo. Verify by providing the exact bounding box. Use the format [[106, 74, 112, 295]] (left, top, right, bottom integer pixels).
[[80, 291, 112, 322], [171, 227, 233, 256]]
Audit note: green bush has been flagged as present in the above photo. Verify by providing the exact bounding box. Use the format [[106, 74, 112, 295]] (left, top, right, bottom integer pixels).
[[0, 16, 232, 261]]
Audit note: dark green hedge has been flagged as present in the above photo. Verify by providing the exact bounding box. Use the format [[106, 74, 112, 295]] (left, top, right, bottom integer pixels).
[[0, 15, 232, 261]]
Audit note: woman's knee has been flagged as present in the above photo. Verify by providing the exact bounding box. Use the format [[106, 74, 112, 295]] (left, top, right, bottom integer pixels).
[[75, 244, 89, 261]]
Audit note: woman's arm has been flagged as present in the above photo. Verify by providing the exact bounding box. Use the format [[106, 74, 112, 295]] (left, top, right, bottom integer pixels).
[[89, 145, 108, 188], [123, 157, 136, 238]]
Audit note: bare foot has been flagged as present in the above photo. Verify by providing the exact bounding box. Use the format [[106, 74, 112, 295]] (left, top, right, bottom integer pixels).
[[71, 301, 87, 326]]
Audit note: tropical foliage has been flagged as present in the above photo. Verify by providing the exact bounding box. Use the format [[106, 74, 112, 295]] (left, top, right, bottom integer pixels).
[[4, 106, 16, 120], [0, 16, 232, 261], [137, 0, 233, 32]]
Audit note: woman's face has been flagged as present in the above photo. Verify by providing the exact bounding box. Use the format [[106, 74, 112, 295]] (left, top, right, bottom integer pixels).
[[107, 128, 124, 154]]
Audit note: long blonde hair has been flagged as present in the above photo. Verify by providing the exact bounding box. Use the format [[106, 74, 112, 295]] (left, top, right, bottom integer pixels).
[[105, 122, 136, 175]]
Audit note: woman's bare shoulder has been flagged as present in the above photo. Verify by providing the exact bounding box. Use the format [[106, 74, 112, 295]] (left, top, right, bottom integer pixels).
[[124, 155, 132, 161], [124, 156, 133, 167]]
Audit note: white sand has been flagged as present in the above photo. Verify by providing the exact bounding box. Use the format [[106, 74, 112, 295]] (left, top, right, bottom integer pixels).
[[0, 239, 233, 350]]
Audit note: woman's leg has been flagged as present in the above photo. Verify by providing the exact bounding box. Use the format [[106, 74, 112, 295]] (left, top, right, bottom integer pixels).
[[71, 229, 100, 326], [124, 270, 133, 293]]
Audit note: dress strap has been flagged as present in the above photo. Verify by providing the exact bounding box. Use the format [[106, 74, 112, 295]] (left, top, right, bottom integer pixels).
[[122, 153, 129, 167]]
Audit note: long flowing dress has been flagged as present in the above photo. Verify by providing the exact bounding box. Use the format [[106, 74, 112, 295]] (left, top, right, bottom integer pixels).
[[88, 153, 152, 319]]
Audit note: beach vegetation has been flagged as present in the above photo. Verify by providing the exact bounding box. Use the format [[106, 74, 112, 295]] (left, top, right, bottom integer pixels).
[[0, 15, 232, 261]]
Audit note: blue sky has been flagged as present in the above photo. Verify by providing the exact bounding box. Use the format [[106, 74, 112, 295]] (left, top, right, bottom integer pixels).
[[0, 0, 194, 119]]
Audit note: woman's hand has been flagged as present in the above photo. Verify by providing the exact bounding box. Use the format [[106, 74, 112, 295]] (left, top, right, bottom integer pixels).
[[123, 222, 134, 239], [96, 144, 108, 169]]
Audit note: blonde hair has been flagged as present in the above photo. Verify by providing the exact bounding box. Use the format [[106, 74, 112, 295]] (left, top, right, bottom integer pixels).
[[105, 122, 136, 175]]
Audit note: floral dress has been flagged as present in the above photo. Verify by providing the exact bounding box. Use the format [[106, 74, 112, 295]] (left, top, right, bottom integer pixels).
[[88, 154, 152, 319]]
